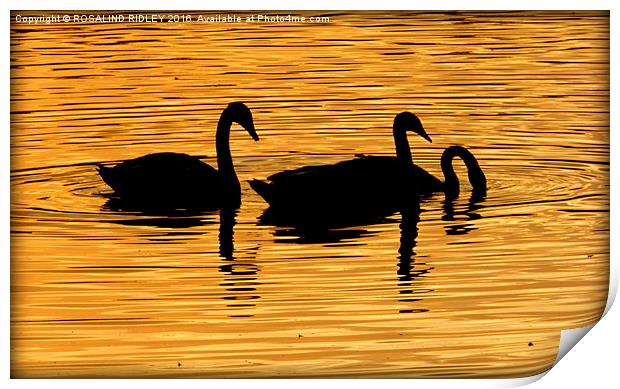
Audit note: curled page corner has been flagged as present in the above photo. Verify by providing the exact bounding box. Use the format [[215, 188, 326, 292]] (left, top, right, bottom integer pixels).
[[603, 258, 617, 316], [545, 259, 615, 374], [555, 322, 597, 365], [503, 371, 549, 387]]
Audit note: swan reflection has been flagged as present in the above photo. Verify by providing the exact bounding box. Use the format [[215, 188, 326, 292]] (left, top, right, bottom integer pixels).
[[259, 203, 433, 314], [396, 207, 434, 313], [442, 194, 486, 236], [101, 199, 262, 317]]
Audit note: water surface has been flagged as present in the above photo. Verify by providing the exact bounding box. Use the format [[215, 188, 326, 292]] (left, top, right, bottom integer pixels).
[[10, 11, 609, 378]]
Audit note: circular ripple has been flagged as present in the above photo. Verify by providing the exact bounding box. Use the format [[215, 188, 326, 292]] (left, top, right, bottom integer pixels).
[[11, 156, 607, 232], [11, 163, 220, 230]]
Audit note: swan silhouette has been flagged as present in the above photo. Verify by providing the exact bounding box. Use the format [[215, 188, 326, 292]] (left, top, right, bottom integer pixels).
[[98, 102, 259, 209], [440, 145, 487, 200], [249, 112, 439, 214]]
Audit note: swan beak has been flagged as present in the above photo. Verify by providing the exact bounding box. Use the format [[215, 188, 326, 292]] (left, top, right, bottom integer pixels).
[[247, 125, 260, 141], [420, 129, 432, 143]]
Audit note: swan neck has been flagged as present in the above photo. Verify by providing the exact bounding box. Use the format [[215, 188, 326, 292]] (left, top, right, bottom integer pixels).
[[216, 113, 240, 192], [393, 127, 413, 167], [441, 147, 487, 197], [441, 154, 460, 196]]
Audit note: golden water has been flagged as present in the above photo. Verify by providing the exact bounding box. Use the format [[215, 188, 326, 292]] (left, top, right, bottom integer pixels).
[[10, 11, 609, 378]]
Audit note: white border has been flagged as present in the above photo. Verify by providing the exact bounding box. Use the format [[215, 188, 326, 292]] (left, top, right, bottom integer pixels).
[[3, 1, 616, 388]]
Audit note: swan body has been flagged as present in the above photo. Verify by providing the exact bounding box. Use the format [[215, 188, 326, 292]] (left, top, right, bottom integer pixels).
[[250, 112, 439, 215], [98, 102, 258, 209]]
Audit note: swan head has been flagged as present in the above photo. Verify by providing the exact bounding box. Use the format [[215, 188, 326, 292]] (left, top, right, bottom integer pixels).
[[225, 102, 259, 141], [394, 112, 432, 143]]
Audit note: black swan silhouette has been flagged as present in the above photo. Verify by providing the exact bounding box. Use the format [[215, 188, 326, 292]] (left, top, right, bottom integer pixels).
[[250, 112, 439, 215], [440, 145, 487, 200], [98, 102, 259, 209]]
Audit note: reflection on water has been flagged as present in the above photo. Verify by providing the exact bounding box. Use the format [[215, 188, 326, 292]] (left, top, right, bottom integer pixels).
[[10, 11, 608, 378], [258, 201, 400, 244], [218, 208, 262, 317], [442, 195, 485, 236], [218, 208, 237, 260], [102, 202, 262, 316], [395, 208, 432, 314]]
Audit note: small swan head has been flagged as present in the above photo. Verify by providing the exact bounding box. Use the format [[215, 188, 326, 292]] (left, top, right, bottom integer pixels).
[[225, 102, 259, 141], [394, 112, 432, 143]]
